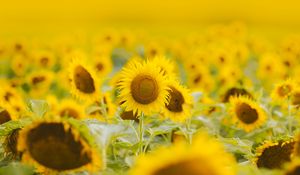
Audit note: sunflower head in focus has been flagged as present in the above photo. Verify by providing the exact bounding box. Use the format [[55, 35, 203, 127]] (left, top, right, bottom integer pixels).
[[17, 118, 102, 174], [129, 132, 236, 175], [117, 59, 169, 116], [229, 96, 266, 132], [254, 139, 295, 169], [162, 82, 192, 122], [69, 57, 101, 102]]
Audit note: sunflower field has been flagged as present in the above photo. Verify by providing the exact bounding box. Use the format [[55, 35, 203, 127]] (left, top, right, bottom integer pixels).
[[2, 1, 300, 175]]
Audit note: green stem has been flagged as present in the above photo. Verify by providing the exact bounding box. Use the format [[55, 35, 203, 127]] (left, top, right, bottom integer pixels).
[[138, 113, 144, 155]]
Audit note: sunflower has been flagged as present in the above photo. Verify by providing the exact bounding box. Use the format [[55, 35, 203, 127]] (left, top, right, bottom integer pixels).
[[0, 84, 23, 105], [229, 96, 266, 132], [17, 118, 102, 174], [117, 59, 169, 116], [119, 109, 139, 122], [92, 54, 113, 77], [33, 50, 56, 69], [68, 57, 101, 102], [27, 70, 54, 98], [129, 132, 236, 175], [56, 99, 86, 119], [254, 140, 295, 169], [222, 86, 253, 102], [271, 79, 297, 101], [283, 158, 300, 175], [11, 54, 28, 76], [162, 82, 192, 122], [0, 101, 17, 125]]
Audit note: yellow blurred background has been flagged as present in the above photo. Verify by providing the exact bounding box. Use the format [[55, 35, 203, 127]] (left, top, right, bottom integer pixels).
[[1, 0, 300, 39]]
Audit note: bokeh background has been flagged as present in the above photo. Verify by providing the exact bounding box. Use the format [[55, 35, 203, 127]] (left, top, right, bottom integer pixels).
[[1, 0, 300, 40]]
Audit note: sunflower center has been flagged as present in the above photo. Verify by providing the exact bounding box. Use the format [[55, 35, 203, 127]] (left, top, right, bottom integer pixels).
[[40, 57, 49, 66], [26, 123, 92, 171], [32, 76, 46, 85], [74, 66, 96, 94], [166, 87, 184, 112], [256, 141, 295, 169], [152, 159, 216, 175], [236, 103, 258, 124], [0, 109, 12, 124], [278, 85, 292, 97], [120, 110, 139, 122], [59, 108, 79, 119], [131, 75, 158, 104], [96, 63, 104, 71]]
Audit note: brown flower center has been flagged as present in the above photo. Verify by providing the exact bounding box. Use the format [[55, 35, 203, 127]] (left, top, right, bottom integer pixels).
[[256, 141, 295, 169], [74, 66, 96, 94], [59, 108, 79, 119], [131, 75, 158, 104], [278, 85, 292, 97], [40, 57, 49, 66], [236, 103, 258, 124], [32, 76, 46, 85], [0, 109, 12, 124], [96, 63, 104, 71], [120, 110, 139, 122], [166, 87, 184, 112], [26, 123, 92, 171], [152, 159, 216, 175]]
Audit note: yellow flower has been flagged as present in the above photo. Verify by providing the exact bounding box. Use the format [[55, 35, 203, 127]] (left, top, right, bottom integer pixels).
[[254, 140, 295, 169], [0, 101, 17, 124], [119, 109, 139, 122], [222, 86, 253, 103], [11, 54, 28, 76], [283, 157, 300, 175], [271, 79, 297, 101], [229, 96, 266, 132], [27, 70, 54, 98], [68, 57, 101, 102], [56, 99, 86, 119], [17, 118, 102, 174], [162, 82, 193, 122], [129, 132, 236, 175], [150, 55, 178, 79], [33, 50, 56, 69], [117, 59, 169, 116], [93, 54, 113, 77]]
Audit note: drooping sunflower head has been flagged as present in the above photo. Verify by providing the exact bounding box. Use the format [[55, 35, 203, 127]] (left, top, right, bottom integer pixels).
[[271, 79, 296, 101], [129, 132, 236, 175], [163, 82, 193, 122], [117, 59, 170, 115], [222, 87, 253, 102], [254, 139, 295, 169], [56, 99, 86, 119], [69, 57, 101, 102], [229, 96, 266, 132], [17, 119, 102, 173]]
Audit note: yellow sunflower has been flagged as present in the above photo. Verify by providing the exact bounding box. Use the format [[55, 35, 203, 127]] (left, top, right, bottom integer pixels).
[[254, 139, 295, 169], [229, 96, 266, 132], [0, 84, 23, 105], [0, 101, 17, 124], [56, 99, 86, 119], [222, 86, 253, 103], [271, 79, 297, 101], [117, 59, 169, 116], [129, 132, 236, 175], [162, 82, 193, 122], [11, 54, 29, 76], [33, 50, 56, 69], [119, 109, 139, 122], [68, 57, 101, 102], [92, 54, 113, 77], [27, 70, 54, 98], [17, 118, 102, 174]]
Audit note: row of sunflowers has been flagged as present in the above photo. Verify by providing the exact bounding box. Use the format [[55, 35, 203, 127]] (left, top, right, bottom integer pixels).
[[1, 23, 300, 174]]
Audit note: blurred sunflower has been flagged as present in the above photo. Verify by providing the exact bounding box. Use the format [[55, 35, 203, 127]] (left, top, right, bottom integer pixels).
[[93, 55, 113, 78], [33, 50, 56, 69], [17, 118, 102, 174], [271, 79, 297, 101], [56, 99, 85, 119], [150, 56, 177, 78], [69, 57, 101, 102], [129, 132, 236, 175], [163, 82, 192, 122], [11, 54, 29, 76], [283, 158, 300, 175], [119, 109, 139, 122], [117, 59, 169, 116], [254, 140, 295, 169], [222, 86, 253, 103], [229, 96, 266, 132], [0, 101, 17, 124], [27, 70, 54, 98]]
